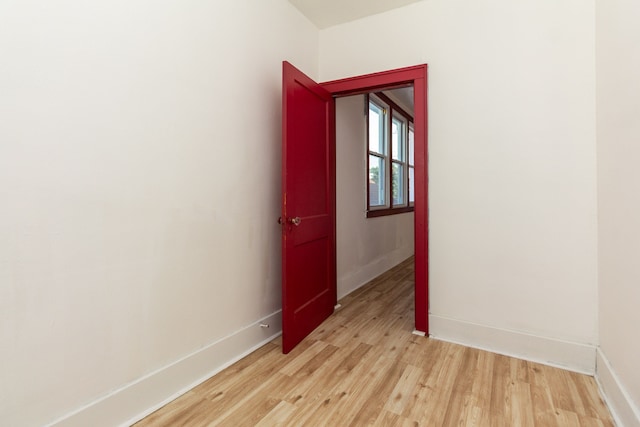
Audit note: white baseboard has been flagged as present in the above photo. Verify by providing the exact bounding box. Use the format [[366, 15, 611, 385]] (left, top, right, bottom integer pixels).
[[337, 249, 413, 300], [429, 314, 596, 375], [47, 311, 283, 427], [596, 348, 640, 427]]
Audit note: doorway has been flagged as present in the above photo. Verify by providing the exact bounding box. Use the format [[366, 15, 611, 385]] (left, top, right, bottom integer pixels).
[[322, 65, 428, 334], [335, 88, 416, 311], [281, 63, 428, 353]]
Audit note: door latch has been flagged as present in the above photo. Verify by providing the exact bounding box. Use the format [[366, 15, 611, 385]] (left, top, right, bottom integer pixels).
[[288, 217, 301, 226], [278, 216, 301, 226]]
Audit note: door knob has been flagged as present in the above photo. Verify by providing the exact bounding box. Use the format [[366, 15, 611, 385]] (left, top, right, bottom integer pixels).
[[288, 217, 301, 226]]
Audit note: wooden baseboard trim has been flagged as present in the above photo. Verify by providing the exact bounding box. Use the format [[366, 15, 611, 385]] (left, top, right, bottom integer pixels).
[[47, 311, 283, 427], [429, 314, 596, 375], [596, 348, 640, 427], [337, 249, 414, 300]]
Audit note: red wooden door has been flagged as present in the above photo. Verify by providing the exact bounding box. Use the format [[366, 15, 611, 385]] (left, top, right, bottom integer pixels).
[[281, 61, 336, 354]]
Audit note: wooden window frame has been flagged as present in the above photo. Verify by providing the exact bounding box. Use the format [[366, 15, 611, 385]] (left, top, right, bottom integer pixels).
[[366, 92, 415, 218]]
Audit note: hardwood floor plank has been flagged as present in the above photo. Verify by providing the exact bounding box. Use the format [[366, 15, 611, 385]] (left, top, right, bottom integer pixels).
[[419, 343, 467, 426], [320, 355, 405, 426], [283, 341, 372, 407], [383, 363, 423, 417], [278, 340, 330, 376], [402, 338, 448, 422], [135, 256, 614, 427], [510, 381, 536, 427], [343, 357, 407, 426], [466, 349, 495, 426], [576, 373, 615, 424], [531, 383, 560, 426], [136, 391, 217, 426], [546, 365, 579, 415], [441, 346, 480, 426], [373, 410, 419, 426], [211, 395, 281, 427], [489, 353, 513, 427], [254, 401, 298, 427], [555, 408, 582, 426], [577, 414, 607, 427]]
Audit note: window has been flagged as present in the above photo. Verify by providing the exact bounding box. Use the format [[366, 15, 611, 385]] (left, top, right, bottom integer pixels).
[[367, 93, 414, 217], [368, 98, 387, 207], [391, 113, 407, 206]]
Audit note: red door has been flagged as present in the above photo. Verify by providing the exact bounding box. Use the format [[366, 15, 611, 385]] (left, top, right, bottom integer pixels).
[[281, 62, 336, 354]]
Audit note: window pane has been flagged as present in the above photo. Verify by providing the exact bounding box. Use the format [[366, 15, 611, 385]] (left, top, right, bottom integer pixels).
[[409, 127, 414, 165], [409, 166, 415, 204], [369, 103, 385, 154], [392, 118, 405, 161], [369, 155, 385, 206], [392, 162, 404, 205]]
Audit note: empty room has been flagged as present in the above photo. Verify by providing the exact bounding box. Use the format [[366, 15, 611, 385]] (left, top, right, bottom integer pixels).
[[1, 0, 638, 426]]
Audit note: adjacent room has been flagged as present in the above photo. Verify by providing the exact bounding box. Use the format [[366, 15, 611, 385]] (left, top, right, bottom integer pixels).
[[1, 0, 638, 425]]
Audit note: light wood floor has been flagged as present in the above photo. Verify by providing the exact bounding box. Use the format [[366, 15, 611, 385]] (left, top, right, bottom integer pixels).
[[136, 257, 614, 426]]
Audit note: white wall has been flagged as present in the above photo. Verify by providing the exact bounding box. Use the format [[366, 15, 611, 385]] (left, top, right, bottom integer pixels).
[[0, 1, 318, 425], [321, 0, 599, 372], [596, 0, 640, 424], [336, 96, 414, 300]]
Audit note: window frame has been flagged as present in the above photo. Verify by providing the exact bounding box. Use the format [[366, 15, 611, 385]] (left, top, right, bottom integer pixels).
[[366, 92, 415, 218]]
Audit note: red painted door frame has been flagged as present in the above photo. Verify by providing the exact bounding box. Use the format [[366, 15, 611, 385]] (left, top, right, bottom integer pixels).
[[321, 65, 429, 334]]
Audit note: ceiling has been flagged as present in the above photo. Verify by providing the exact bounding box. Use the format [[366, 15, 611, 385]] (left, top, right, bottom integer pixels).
[[384, 87, 414, 114], [288, 0, 424, 29]]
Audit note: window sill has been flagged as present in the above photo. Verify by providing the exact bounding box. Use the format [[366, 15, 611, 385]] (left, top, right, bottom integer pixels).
[[367, 206, 414, 218]]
